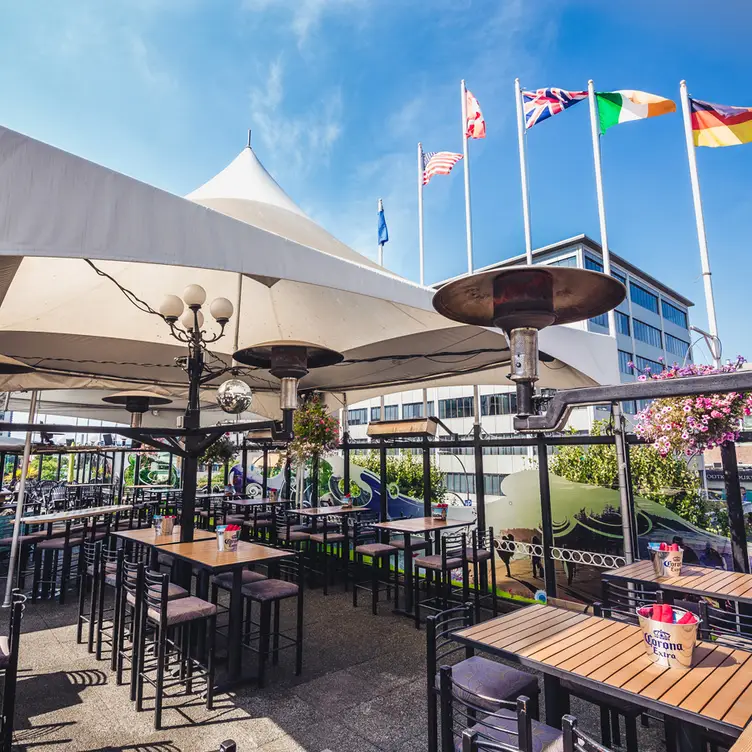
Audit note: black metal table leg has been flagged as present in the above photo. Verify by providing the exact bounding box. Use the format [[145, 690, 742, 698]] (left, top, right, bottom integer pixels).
[[544, 675, 566, 729], [403, 532, 414, 614], [227, 567, 243, 682]]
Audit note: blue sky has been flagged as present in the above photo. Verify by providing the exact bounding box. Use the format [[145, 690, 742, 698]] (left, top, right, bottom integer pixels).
[[0, 0, 750, 362]]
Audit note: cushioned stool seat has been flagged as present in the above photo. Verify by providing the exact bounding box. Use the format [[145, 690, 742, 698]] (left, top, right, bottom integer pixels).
[[391, 537, 430, 551], [212, 570, 266, 590], [243, 518, 272, 529], [0, 533, 46, 546], [463, 547, 492, 562], [355, 543, 397, 557], [87, 562, 118, 577], [147, 596, 217, 626], [309, 532, 346, 544], [277, 530, 310, 542], [241, 578, 299, 602], [461, 710, 562, 752], [127, 582, 188, 606], [225, 514, 245, 524], [37, 537, 84, 551], [415, 553, 463, 571], [437, 656, 539, 713]]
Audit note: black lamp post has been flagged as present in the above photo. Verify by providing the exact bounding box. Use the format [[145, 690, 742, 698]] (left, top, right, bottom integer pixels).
[[159, 285, 234, 542]]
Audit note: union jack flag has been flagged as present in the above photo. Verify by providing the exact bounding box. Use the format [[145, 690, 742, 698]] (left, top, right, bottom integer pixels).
[[522, 88, 588, 129]]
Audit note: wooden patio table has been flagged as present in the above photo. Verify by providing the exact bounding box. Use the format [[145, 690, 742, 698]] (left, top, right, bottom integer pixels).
[[731, 722, 752, 752], [157, 539, 294, 684], [454, 603, 751, 746], [20, 504, 133, 526], [603, 560, 752, 606], [373, 517, 470, 614]]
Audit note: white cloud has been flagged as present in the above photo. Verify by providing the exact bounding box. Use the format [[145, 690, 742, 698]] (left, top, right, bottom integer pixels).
[[249, 58, 343, 180], [242, 0, 367, 47]]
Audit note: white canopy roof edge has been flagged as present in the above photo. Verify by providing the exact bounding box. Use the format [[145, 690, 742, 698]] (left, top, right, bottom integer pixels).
[[0, 125, 619, 425]]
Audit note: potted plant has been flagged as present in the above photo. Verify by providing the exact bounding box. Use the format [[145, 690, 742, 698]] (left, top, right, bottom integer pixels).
[[289, 396, 340, 464], [632, 356, 752, 457], [200, 434, 238, 466]]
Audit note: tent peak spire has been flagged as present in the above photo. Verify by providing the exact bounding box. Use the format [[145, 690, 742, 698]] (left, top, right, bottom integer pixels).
[[247, 129, 251, 149]]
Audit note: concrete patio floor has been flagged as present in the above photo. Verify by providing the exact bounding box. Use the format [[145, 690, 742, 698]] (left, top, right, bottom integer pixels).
[[10, 586, 668, 752]]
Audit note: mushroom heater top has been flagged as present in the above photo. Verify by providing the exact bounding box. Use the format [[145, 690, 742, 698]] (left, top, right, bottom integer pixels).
[[432, 267, 626, 418]]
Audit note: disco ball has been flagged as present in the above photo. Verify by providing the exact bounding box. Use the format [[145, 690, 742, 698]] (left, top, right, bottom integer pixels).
[[216, 379, 253, 414]]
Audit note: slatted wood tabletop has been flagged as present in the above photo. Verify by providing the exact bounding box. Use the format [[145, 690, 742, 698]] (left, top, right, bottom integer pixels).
[[111, 526, 215, 546], [604, 560, 752, 605], [372, 517, 470, 534], [454, 604, 752, 739], [730, 722, 752, 752]]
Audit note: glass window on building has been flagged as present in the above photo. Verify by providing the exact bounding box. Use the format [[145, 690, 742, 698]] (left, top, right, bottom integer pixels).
[[630, 282, 659, 313], [665, 333, 690, 359], [662, 300, 688, 329], [384, 404, 399, 421], [547, 255, 578, 267], [636, 355, 664, 373], [402, 402, 423, 419], [613, 270, 627, 285], [621, 400, 637, 414], [484, 474, 507, 495], [633, 319, 662, 348], [590, 313, 608, 328], [445, 473, 475, 494], [616, 311, 630, 336], [618, 349, 633, 374], [485, 445, 529, 456], [480, 392, 517, 416], [585, 256, 603, 272], [439, 397, 475, 419], [347, 408, 367, 425], [370, 406, 380, 421]]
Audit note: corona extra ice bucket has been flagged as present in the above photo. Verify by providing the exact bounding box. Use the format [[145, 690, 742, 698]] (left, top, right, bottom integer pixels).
[[650, 546, 683, 578], [161, 516, 175, 536], [637, 607, 698, 669]]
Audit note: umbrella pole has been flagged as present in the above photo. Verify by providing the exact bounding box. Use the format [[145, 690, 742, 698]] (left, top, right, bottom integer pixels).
[[3, 389, 38, 608]]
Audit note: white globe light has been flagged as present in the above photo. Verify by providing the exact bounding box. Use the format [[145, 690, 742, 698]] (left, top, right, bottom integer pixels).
[[180, 309, 204, 330], [216, 379, 253, 414], [159, 294, 184, 321], [210, 297, 234, 323], [182, 284, 207, 307]]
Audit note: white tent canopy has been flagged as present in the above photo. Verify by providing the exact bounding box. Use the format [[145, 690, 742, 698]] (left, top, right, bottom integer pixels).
[[0, 126, 619, 425]]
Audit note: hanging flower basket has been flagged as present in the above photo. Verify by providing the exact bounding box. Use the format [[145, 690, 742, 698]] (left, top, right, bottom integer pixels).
[[289, 396, 339, 464], [200, 434, 237, 466], [632, 357, 752, 457]]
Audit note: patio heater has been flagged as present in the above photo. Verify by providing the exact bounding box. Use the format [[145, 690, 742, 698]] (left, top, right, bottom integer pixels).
[[101, 390, 173, 428], [232, 340, 344, 436]]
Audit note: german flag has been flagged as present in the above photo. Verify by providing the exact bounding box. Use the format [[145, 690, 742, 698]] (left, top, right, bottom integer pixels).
[[691, 98, 752, 147]]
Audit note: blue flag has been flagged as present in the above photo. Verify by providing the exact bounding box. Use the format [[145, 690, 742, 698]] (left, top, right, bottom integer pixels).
[[377, 199, 389, 245]]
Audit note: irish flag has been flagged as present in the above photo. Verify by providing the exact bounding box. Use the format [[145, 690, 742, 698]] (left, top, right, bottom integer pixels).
[[595, 90, 676, 134]]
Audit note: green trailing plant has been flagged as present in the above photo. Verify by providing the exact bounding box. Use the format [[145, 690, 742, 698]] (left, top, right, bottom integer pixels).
[[200, 434, 238, 466], [352, 449, 446, 504], [289, 397, 339, 463], [547, 420, 712, 530]]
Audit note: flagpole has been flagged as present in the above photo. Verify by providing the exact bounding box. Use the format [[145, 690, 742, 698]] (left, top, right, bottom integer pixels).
[[680, 80, 721, 366], [515, 78, 533, 265], [378, 198, 384, 267], [460, 80, 473, 275], [587, 79, 616, 337], [417, 142, 425, 286]]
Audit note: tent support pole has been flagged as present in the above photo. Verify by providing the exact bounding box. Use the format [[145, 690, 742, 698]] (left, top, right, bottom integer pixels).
[[537, 436, 557, 598], [4, 390, 38, 608]]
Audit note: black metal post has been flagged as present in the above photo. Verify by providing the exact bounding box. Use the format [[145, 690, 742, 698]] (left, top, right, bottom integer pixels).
[[37, 454, 43, 482], [179, 326, 203, 543], [622, 440, 639, 560], [721, 442, 749, 573], [473, 423, 486, 533], [343, 431, 351, 500], [11, 454, 18, 484], [223, 458, 229, 487], [207, 462, 212, 492], [262, 448, 268, 499], [312, 454, 319, 506], [56, 452, 62, 481], [536, 436, 557, 597], [167, 452, 174, 487], [284, 454, 292, 501], [379, 445, 388, 523], [241, 441, 248, 496], [422, 438, 431, 517]]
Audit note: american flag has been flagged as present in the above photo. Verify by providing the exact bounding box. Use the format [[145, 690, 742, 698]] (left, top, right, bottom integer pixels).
[[422, 151, 463, 185], [522, 88, 588, 129]]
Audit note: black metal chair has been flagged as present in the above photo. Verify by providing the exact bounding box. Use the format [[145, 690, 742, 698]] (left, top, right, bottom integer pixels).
[[308, 515, 347, 595], [95, 544, 123, 666], [427, 605, 540, 752], [116, 558, 145, 701], [414, 531, 470, 628], [562, 715, 614, 752], [32, 518, 86, 604], [351, 519, 399, 615], [698, 600, 752, 650], [466, 527, 498, 622], [273, 510, 310, 549], [439, 664, 561, 752], [0, 589, 26, 752], [136, 570, 217, 729], [77, 540, 102, 653], [241, 551, 305, 687]]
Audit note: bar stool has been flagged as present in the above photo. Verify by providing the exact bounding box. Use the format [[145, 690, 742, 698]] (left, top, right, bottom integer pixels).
[[0, 590, 26, 752], [308, 516, 347, 595], [273, 510, 310, 550], [351, 520, 399, 615], [413, 531, 469, 628], [32, 520, 86, 604], [77, 540, 103, 653], [241, 552, 304, 687], [465, 527, 498, 621], [136, 570, 217, 729]]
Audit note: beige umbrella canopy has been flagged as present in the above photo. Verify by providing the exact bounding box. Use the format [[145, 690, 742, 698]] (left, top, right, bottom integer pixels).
[[0, 126, 619, 424]]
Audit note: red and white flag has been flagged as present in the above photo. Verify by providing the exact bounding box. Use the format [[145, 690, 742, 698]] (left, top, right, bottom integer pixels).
[[465, 89, 486, 139], [422, 151, 463, 185]]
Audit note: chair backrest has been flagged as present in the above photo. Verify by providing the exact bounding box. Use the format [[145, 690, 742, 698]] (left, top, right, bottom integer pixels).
[[351, 518, 378, 544], [698, 600, 752, 650], [121, 557, 143, 602], [439, 665, 532, 752], [82, 540, 102, 571], [143, 569, 170, 627], [461, 729, 524, 752], [426, 604, 473, 688], [600, 579, 657, 623], [442, 531, 467, 568], [548, 598, 591, 614], [562, 715, 613, 752]]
